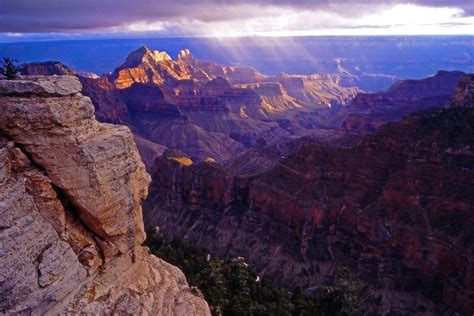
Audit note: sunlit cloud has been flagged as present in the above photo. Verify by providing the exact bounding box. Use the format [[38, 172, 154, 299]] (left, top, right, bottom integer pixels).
[[0, 1, 473, 39], [110, 4, 474, 37], [360, 5, 466, 26], [5, 33, 23, 37]]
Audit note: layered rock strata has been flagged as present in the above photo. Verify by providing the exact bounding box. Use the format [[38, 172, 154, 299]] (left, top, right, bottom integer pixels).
[[144, 75, 474, 314], [20, 49, 361, 162], [0, 76, 210, 315]]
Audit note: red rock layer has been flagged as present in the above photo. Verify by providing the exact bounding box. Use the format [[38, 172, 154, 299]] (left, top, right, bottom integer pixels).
[[79, 76, 131, 123], [143, 76, 474, 314]]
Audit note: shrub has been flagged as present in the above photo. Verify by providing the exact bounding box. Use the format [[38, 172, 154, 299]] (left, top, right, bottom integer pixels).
[[145, 228, 364, 315], [0, 58, 22, 79]]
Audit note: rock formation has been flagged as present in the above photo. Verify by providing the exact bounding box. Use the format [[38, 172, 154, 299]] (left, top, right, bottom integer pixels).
[[110, 46, 186, 89], [20, 61, 77, 77], [20, 50, 463, 166], [100, 48, 363, 160], [79, 76, 131, 124], [143, 75, 474, 314], [342, 70, 465, 133], [264, 73, 360, 107], [0, 76, 210, 315], [447, 74, 474, 108], [176, 49, 266, 84], [20, 48, 364, 162]]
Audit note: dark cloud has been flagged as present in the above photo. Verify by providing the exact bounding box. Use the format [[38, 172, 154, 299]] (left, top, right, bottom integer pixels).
[[0, 0, 472, 33]]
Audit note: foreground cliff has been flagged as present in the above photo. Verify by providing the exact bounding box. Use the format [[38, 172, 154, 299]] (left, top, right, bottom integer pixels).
[[0, 76, 210, 315], [144, 75, 474, 314]]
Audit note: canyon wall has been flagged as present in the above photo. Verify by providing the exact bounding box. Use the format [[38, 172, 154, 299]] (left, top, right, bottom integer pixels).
[[144, 75, 474, 315], [342, 70, 465, 133], [0, 76, 210, 315]]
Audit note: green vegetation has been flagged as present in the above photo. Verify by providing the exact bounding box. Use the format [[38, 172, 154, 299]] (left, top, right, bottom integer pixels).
[[145, 228, 363, 316], [0, 57, 22, 79]]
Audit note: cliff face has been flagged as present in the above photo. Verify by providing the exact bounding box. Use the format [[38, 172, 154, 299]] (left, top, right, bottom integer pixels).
[[0, 76, 210, 315], [20, 61, 77, 77], [143, 75, 474, 315], [82, 51, 288, 161], [109, 46, 265, 90], [264, 73, 360, 107], [447, 74, 474, 108], [79, 76, 131, 124]]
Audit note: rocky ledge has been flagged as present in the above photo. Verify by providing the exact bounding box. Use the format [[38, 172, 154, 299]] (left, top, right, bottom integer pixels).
[[0, 76, 210, 315]]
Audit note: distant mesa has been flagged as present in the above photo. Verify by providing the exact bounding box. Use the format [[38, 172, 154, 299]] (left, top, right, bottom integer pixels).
[[20, 61, 76, 76], [343, 70, 465, 133]]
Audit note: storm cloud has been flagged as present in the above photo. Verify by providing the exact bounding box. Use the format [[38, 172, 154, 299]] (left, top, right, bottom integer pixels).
[[0, 0, 472, 34]]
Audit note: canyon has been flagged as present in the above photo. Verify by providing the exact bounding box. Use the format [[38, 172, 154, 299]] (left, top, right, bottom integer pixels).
[[22, 49, 465, 171], [22, 47, 362, 167], [142, 75, 474, 314], [0, 76, 210, 315], [13, 47, 473, 315]]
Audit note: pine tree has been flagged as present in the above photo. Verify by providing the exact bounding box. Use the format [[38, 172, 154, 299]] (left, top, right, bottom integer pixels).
[[0, 58, 22, 79]]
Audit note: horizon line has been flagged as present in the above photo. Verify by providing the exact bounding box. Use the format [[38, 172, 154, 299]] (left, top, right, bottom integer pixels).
[[1, 33, 474, 44]]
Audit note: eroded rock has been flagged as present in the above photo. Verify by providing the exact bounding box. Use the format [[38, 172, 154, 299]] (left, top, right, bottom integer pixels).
[[0, 75, 82, 96], [144, 75, 474, 315], [0, 76, 210, 315]]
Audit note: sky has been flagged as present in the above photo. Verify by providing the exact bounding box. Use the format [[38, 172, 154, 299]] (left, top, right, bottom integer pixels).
[[0, 0, 473, 41]]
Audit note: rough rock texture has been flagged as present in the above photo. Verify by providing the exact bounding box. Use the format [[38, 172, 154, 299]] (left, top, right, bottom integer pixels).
[[0, 76, 210, 315], [447, 74, 474, 108], [0, 75, 82, 96], [144, 76, 474, 315]]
